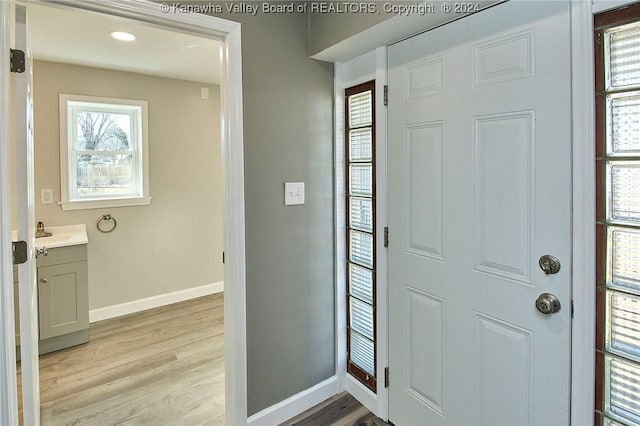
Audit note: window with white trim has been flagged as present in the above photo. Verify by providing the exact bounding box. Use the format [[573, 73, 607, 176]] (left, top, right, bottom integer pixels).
[[59, 94, 151, 210]]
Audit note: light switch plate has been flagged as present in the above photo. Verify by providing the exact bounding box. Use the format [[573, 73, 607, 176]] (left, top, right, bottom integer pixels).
[[40, 188, 53, 204], [284, 182, 305, 206]]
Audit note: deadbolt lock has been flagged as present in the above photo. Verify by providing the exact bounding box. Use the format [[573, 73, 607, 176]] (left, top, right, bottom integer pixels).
[[536, 293, 561, 315], [539, 254, 561, 275]]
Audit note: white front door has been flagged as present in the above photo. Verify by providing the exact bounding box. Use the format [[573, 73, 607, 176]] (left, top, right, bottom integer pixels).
[[14, 4, 40, 425], [387, 1, 572, 425]]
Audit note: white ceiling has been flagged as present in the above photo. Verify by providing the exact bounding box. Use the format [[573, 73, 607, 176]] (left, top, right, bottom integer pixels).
[[26, 3, 221, 84]]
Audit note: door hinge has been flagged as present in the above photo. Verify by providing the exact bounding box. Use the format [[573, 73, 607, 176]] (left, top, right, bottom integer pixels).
[[10, 49, 25, 73], [383, 85, 388, 106], [384, 227, 389, 248], [222, 251, 225, 264], [12, 241, 28, 265], [384, 366, 390, 388]]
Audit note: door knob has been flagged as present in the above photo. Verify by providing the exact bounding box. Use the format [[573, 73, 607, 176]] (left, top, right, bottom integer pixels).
[[536, 293, 561, 314], [539, 255, 560, 275]]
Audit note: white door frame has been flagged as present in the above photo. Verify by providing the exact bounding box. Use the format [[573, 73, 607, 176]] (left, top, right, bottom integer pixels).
[[569, 1, 596, 424], [0, 2, 19, 423], [334, 46, 389, 419], [334, 1, 596, 423], [0, 1, 248, 424]]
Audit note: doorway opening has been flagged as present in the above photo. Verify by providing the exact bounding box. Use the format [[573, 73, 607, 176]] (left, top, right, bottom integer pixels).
[[4, 1, 246, 424]]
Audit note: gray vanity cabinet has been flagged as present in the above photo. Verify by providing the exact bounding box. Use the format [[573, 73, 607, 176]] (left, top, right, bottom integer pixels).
[[36, 244, 89, 354], [14, 242, 89, 357]]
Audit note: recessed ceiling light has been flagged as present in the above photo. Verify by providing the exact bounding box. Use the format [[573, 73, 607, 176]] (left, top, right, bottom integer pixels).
[[110, 31, 136, 42]]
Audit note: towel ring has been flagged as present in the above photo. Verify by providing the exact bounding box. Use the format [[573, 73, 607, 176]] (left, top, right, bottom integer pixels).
[[97, 214, 117, 233]]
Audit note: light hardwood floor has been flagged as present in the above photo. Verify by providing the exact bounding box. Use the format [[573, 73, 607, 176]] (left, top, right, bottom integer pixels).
[[19, 293, 225, 425], [18, 293, 384, 426]]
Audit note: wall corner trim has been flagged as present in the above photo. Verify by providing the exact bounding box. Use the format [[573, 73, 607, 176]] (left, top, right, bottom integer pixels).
[[345, 374, 377, 414], [88, 281, 223, 323], [247, 376, 339, 426]]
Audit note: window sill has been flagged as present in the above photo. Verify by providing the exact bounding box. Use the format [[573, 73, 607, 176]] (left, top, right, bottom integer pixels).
[[60, 196, 152, 211]]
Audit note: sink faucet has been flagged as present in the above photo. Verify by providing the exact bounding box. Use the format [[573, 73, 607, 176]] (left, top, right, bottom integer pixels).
[[35, 221, 52, 238]]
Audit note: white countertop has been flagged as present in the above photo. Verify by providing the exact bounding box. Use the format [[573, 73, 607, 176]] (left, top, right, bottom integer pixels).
[[12, 224, 88, 249]]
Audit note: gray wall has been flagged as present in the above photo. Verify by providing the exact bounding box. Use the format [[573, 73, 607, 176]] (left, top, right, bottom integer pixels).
[[309, 6, 393, 56], [211, 9, 336, 417]]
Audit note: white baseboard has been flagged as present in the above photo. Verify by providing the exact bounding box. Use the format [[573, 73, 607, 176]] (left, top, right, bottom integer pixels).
[[89, 281, 223, 323], [247, 376, 338, 426]]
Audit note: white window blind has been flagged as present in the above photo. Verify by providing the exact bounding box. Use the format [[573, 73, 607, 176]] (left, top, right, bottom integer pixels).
[[350, 331, 375, 376], [607, 22, 640, 89], [608, 162, 640, 224], [349, 91, 372, 127], [605, 355, 640, 424], [608, 93, 640, 155], [349, 264, 374, 304], [607, 291, 640, 361], [609, 227, 640, 294]]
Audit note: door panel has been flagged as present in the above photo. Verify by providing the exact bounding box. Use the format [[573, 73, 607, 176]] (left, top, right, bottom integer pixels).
[[474, 111, 533, 283], [405, 288, 445, 415], [388, 1, 572, 425], [38, 261, 88, 340], [405, 122, 444, 260], [473, 312, 533, 425], [474, 30, 534, 86]]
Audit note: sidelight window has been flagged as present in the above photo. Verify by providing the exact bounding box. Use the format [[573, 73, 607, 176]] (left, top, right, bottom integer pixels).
[[596, 7, 640, 425], [345, 81, 377, 392]]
